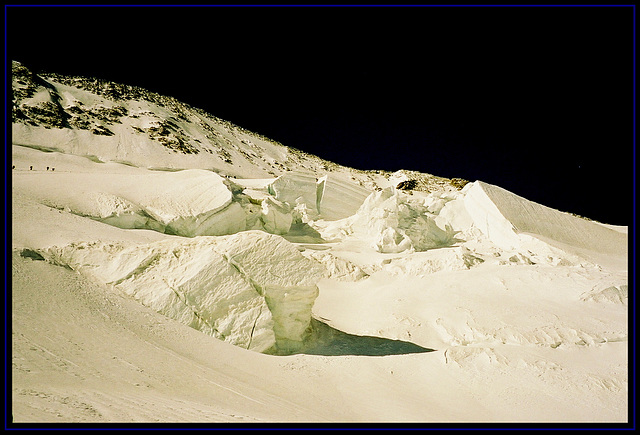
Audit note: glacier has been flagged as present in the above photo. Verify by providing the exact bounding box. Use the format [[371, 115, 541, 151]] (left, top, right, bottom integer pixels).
[[10, 62, 629, 423]]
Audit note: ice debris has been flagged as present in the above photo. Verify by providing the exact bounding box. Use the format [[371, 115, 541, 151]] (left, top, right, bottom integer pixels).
[[317, 187, 459, 253]]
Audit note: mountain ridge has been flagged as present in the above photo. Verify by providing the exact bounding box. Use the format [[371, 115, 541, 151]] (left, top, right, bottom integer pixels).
[[11, 60, 462, 195]]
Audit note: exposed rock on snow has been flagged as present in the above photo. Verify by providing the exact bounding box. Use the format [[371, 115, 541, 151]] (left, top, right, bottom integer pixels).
[[41, 231, 326, 354], [449, 177, 470, 190], [385, 169, 456, 193], [11, 61, 356, 179], [396, 179, 418, 190]]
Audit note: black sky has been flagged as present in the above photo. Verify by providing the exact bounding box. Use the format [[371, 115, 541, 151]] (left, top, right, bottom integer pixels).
[[6, 5, 635, 225]]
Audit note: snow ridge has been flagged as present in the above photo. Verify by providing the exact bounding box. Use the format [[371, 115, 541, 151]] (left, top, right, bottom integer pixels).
[[12, 61, 355, 179]]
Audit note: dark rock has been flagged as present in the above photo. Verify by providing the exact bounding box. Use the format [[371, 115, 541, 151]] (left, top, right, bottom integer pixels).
[[450, 178, 470, 190], [91, 125, 114, 136], [396, 179, 418, 190]]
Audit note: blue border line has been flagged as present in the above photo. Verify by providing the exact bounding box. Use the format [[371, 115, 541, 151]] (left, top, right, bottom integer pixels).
[[633, 3, 637, 432], [5, 3, 9, 430], [1, 3, 638, 6], [4, 3, 637, 431]]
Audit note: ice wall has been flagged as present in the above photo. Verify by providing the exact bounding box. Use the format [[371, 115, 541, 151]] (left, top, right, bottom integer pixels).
[[268, 172, 318, 215], [268, 172, 370, 221], [43, 231, 327, 353]]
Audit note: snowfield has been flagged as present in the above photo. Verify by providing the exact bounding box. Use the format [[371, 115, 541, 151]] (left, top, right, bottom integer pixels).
[[10, 62, 630, 425]]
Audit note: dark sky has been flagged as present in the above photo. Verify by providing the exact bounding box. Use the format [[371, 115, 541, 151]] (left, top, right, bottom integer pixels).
[[6, 5, 634, 225]]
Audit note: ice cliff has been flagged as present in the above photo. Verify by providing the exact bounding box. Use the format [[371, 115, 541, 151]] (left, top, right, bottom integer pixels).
[[268, 171, 370, 221], [42, 231, 326, 354]]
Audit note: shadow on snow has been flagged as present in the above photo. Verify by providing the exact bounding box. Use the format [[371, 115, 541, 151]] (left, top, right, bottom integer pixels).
[[295, 318, 435, 357]]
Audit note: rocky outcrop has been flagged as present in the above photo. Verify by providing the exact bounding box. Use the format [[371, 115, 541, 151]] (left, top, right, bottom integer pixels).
[[450, 178, 470, 190], [396, 179, 417, 190]]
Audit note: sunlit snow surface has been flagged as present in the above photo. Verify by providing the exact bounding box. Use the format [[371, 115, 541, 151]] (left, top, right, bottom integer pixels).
[[11, 64, 628, 423]]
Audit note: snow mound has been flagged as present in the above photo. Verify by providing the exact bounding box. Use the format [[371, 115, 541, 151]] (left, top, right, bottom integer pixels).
[[581, 284, 628, 304], [41, 231, 326, 353], [13, 167, 248, 237], [433, 181, 627, 268], [466, 181, 627, 257], [478, 181, 627, 253], [268, 172, 318, 214], [315, 174, 372, 220], [125, 169, 244, 236], [12, 160, 317, 239], [379, 247, 484, 276]]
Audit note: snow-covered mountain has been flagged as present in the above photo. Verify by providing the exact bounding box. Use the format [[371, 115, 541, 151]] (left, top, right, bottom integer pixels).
[[10, 61, 629, 424], [11, 60, 327, 176], [11, 61, 456, 188]]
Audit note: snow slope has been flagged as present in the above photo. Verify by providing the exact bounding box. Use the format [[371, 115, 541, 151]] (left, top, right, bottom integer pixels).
[[11, 251, 628, 423], [10, 63, 630, 425], [12, 60, 361, 180], [475, 181, 628, 269]]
